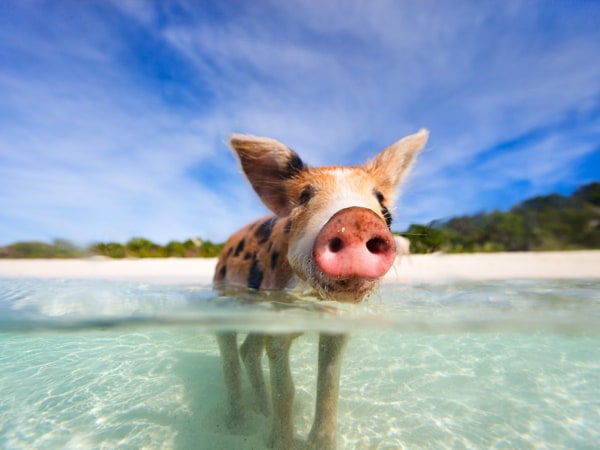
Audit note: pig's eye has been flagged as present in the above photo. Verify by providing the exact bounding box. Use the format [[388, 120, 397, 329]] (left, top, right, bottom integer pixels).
[[374, 189, 393, 228], [299, 186, 314, 205]]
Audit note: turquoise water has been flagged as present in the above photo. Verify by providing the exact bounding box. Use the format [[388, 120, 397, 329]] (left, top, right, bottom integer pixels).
[[1, 278, 599, 449]]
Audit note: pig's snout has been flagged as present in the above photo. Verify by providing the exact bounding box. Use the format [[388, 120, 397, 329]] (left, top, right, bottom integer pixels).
[[313, 207, 396, 280]]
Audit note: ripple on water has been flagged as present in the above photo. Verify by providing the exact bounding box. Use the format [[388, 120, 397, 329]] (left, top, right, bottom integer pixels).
[[0, 278, 599, 448]]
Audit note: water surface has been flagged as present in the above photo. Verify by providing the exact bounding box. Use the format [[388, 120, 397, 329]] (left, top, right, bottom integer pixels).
[[1, 278, 599, 448]]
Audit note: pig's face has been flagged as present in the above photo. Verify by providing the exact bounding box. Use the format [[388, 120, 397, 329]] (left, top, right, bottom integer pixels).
[[286, 166, 397, 302], [230, 130, 428, 302]]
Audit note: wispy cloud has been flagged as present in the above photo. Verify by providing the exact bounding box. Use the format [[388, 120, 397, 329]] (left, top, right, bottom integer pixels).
[[0, 0, 599, 245]]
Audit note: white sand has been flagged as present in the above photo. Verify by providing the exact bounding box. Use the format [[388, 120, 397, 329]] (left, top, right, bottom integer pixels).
[[0, 257, 217, 284], [388, 251, 600, 283], [0, 251, 598, 284]]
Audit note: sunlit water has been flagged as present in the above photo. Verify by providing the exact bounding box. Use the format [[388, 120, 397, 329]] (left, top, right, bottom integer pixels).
[[1, 278, 599, 449]]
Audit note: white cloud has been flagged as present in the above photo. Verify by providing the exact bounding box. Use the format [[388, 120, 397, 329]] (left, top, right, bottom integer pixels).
[[0, 0, 599, 245]]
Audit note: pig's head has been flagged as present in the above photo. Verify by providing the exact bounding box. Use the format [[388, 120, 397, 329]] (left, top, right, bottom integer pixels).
[[230, 129, 428, 303]]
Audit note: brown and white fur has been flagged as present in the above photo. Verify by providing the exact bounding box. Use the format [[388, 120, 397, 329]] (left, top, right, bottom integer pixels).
[[213, 129, 428, 449]]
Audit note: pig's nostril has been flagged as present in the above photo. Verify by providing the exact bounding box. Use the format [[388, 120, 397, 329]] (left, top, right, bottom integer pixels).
[[366, 237, 389, 254], [329, 237, 344, 253]]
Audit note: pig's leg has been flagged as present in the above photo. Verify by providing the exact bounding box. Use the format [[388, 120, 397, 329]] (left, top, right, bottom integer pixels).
[[240, 333, 270, 416], [266, 334, 296, 449], [305, 333, 348, 450], [216, 332, 244, 426]]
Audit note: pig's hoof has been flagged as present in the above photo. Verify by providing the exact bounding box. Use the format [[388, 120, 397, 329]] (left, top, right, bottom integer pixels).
[[304, 430, 336, 450]]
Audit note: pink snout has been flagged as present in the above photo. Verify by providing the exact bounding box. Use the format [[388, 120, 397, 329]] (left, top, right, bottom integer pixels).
[[313, 207, 396, 280]]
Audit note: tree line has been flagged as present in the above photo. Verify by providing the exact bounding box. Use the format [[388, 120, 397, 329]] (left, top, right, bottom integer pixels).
[[1, 182, 598, 258], [0, 237, 224, 259], [402, 182, 600, 253]]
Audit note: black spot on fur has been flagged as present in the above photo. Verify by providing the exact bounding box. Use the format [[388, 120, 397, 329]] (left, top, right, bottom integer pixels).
[[255, 217, 279, 244], [283, 151, 306, 179], [270, 250, 280, 270], [284, 219, 292, 234], [299, 185, 314, 205], [248, 259, 263, 289], [375, 190, 393, 229], [234, 239, 245, 257], [244, 251, 252, 260], [218, 264, 227, 281]]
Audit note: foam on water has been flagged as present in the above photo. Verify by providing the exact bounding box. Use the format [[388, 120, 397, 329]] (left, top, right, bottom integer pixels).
[[1, 278, 599, 448]]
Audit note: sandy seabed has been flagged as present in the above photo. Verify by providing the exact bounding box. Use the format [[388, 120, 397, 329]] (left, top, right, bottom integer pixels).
[[0, 251, 598, 284]]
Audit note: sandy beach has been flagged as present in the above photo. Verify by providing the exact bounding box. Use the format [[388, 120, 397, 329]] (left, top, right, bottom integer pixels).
[[0, 251, 598, 284]]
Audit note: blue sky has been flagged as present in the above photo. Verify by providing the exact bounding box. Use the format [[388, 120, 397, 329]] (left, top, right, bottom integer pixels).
[[1, 0, 599, 246]]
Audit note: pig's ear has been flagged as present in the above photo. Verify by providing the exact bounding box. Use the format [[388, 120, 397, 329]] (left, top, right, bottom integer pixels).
[[366, 129, 428, 202], [230, 134, 307, 216]]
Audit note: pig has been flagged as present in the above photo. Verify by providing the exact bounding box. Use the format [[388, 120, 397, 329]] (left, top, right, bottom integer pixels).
[[213, 129, 428, 449]]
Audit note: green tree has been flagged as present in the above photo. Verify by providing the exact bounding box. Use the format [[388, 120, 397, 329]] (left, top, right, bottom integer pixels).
[[125, 237, 166, 258], [0, 239, 82, 258], [90, 242, 126, 258], [574, 182, 600, 206], [400, 224, 447, 253], [51, 239, 82, 257], [198, 240, 225, 257], [165, 240, 186, 257]]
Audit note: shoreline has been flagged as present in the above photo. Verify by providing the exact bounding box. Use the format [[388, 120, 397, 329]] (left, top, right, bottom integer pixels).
[[0, 251, 599, 284], [387, 250, 600, 283]]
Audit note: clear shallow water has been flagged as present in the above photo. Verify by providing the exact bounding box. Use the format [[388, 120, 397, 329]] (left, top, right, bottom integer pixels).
[[1, 278, 599, 449]]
